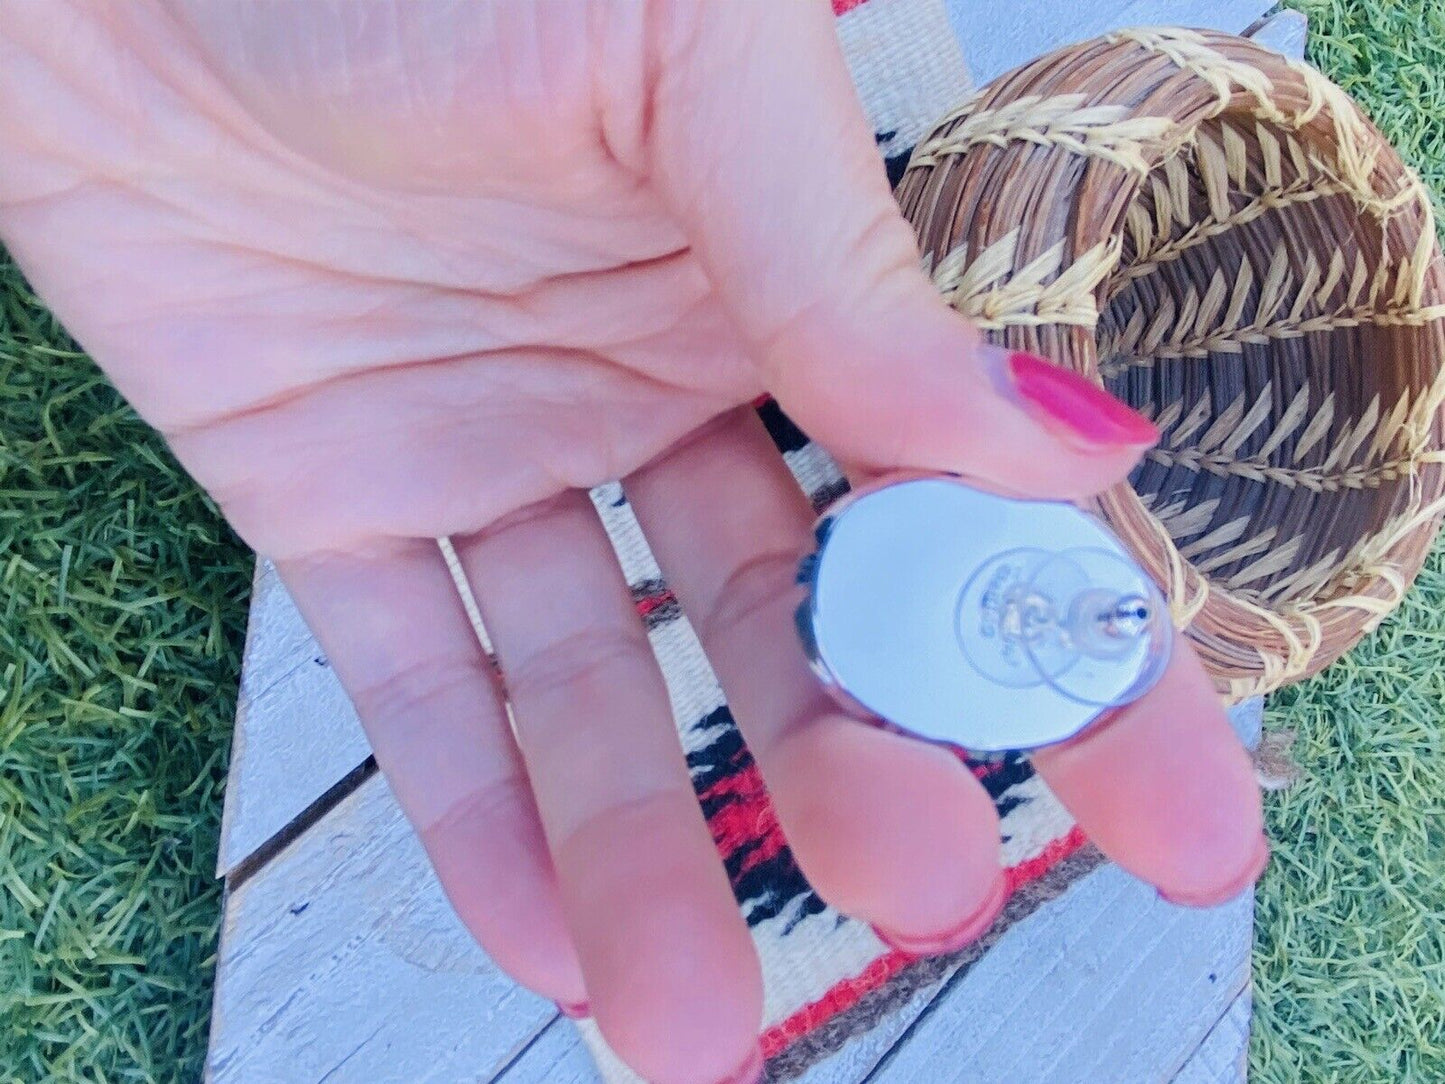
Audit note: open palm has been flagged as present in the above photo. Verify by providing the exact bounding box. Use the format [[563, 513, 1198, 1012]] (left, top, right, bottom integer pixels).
[[0, 4, 1265, 1083]]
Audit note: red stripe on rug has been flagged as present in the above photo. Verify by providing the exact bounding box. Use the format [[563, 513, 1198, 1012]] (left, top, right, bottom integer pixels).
[[1005, 824, 1089, 892], [700, 764, 790, 876], [832, 0, 872, 14], [758, 824, 1090, 1059], [634, 588, 676, 618]]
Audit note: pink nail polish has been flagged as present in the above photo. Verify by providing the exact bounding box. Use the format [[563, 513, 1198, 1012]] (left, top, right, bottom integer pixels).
[[714, 1046, 764, 1084], [556, 999, 590, 1020], [873, 874, 1009, 958], [1000, 350, 1159, 450], [1159, 835, 1270, 908]]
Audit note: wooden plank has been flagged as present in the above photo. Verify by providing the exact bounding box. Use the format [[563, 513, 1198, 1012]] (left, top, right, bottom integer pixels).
[[944, 0, 1275, 84], [492, 967, 955, 1084], [207, 771, 556, 1084], [218, 559, 370, 876], [1244, 8, 1309, 59], [422, 857, 1254, 1084], [209, 796, 1253, 1084], [785, 965, 953, 1084], [498, 973, 1255, 1084], [1172, 989, 1252, 1084], [495, 1020, 597, 1084], [236, 559, 318, 701], [864, 863, 1252, 1084]]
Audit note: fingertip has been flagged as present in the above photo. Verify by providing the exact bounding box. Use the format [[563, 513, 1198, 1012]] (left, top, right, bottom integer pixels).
[[987, 347, 1158, 452], [420, 786, 588, 1009], [769, 715, 1004, 944], [559, 793, 762, 1084], [1159, 833, 1270, 908], [556, 999, 591, 1020], [873, 871, 1008, 958]]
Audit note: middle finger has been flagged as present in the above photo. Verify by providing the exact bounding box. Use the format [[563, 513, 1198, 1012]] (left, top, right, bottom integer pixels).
[[625, 409, 1007, 953]]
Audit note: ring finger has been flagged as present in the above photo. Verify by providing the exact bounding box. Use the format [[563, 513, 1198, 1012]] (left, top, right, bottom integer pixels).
[[453, 489, 762, 1084]]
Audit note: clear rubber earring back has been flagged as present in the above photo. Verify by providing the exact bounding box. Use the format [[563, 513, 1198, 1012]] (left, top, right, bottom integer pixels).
[[956, 544, 1170, 707], [796, 476, 1172, 752]]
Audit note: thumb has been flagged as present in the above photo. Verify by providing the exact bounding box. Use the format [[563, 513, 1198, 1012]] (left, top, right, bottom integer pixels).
[[646, 1, 1156, 498]]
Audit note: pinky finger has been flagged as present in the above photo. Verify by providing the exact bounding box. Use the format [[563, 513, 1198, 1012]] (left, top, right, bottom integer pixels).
[[277, 538, 587, 1011]]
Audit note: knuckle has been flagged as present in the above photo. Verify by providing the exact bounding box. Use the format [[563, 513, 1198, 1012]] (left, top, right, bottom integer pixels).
[[503, 624, 654, 705], [418, 771, 531, 846], [696, 549, 800, 648], [350, 653, 493, 729]]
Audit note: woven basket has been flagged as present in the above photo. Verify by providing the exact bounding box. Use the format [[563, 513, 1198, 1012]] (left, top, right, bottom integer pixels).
[[897, 27, 1445, 699]]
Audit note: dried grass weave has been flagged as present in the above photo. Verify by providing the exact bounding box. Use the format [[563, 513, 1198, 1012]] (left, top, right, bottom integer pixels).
[[897, 27, 1445, 698]]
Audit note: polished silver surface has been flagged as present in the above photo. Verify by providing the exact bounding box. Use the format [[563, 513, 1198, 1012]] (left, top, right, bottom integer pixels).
[[797, 477, 1170, 752]]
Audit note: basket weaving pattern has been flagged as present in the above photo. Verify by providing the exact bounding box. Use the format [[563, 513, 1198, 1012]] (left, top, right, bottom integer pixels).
[[897, 27, 1445, 698]]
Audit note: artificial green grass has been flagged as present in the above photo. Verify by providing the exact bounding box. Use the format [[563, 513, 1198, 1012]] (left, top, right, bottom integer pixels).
[[0, 2, 1441, 1081], [0, 260, 251, 1080], [1256, 2, 1445, 1080]]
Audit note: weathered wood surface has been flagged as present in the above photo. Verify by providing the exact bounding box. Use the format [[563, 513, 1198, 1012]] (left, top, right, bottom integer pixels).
[[217, 560, 369, 876], [494, 986, 1253, 1084], [1173, 990, 1253, 1084], [210, 771, 555, 1084], [947, 0, 1278, 83], [208, 758, 1254, 1084], [866, 865, 1251, 1084]]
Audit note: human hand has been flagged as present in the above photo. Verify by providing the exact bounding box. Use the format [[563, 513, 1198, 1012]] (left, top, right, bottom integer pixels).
[[0, 4, 1265, 1082]]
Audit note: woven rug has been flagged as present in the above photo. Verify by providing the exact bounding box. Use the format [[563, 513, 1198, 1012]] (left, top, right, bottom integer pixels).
[[573, 2, 1106, 1079]]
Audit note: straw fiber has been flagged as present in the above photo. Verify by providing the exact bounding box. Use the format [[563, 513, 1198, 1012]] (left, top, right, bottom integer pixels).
[[897, 27, 1445, 698]]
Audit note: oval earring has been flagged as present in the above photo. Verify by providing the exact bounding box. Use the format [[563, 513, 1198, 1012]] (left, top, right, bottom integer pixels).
[[796, 476, 1171, 753]]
